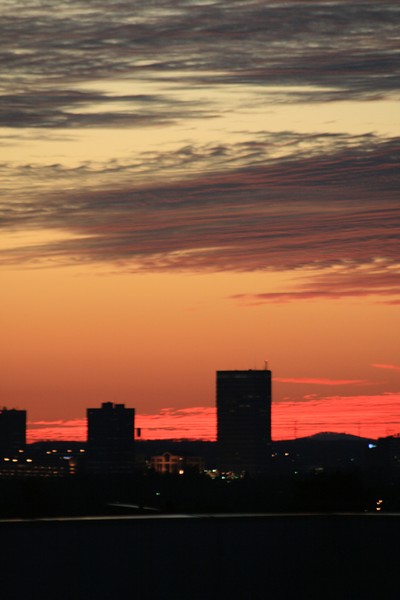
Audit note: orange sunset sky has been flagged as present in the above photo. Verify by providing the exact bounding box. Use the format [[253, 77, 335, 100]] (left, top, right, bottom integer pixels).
[[1, 0, 399, 442]]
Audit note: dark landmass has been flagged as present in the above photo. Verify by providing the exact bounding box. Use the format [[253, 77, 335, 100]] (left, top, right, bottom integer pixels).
[[2, 435, 400, 598], [0, 434, 399, 519]]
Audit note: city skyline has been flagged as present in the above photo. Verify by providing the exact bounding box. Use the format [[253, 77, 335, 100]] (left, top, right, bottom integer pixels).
[[1, 1, 399, 441], [19, 366, 400, 442]]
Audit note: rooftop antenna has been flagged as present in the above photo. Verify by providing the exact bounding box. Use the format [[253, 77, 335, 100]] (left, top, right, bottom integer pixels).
[[264, 360, 269, 370]]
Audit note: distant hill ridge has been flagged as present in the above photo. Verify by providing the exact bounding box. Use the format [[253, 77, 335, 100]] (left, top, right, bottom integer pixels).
[[294, 432, 373, 443]]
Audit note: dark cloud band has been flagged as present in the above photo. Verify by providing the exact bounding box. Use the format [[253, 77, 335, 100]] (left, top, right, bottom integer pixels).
[[1, 1, 399, 129]]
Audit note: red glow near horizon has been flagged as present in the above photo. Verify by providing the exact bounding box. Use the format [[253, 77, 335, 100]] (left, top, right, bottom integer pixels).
[[27, 393, 400, 442]]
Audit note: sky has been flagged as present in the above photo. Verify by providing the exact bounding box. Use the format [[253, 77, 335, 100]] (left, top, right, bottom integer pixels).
[[1, 0, 399, 442]]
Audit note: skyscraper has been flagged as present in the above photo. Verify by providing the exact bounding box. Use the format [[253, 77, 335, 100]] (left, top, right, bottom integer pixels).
[[0, 407, 26, 454], [86, 402, 135, 474], [217, 369, 271, 475]]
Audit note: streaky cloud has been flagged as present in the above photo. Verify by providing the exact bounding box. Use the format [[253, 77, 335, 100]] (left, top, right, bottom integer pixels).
[[274, 377, 369, 386], [371, 364, 400, 372], [2, 134, 399, 300], [1, 1, 399, 130], [27, 393, 400, 442]]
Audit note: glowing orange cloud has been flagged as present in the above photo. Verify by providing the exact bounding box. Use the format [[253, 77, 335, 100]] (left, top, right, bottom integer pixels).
[[27, 393, 400, 443], [274, 378, 368, 386], [272, 393, 400, 440], [28, 420, 87, 442], [371, 364, 400, 372]]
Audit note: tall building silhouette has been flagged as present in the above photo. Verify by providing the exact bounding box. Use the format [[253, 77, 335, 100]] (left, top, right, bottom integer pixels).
[[86, 402, 135, 474], [0, 407, 26, 454], [217, 369, 271, 475]]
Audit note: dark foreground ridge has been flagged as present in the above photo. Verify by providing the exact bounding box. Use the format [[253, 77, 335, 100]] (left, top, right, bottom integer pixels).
[[2, 514, 400, 600]]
